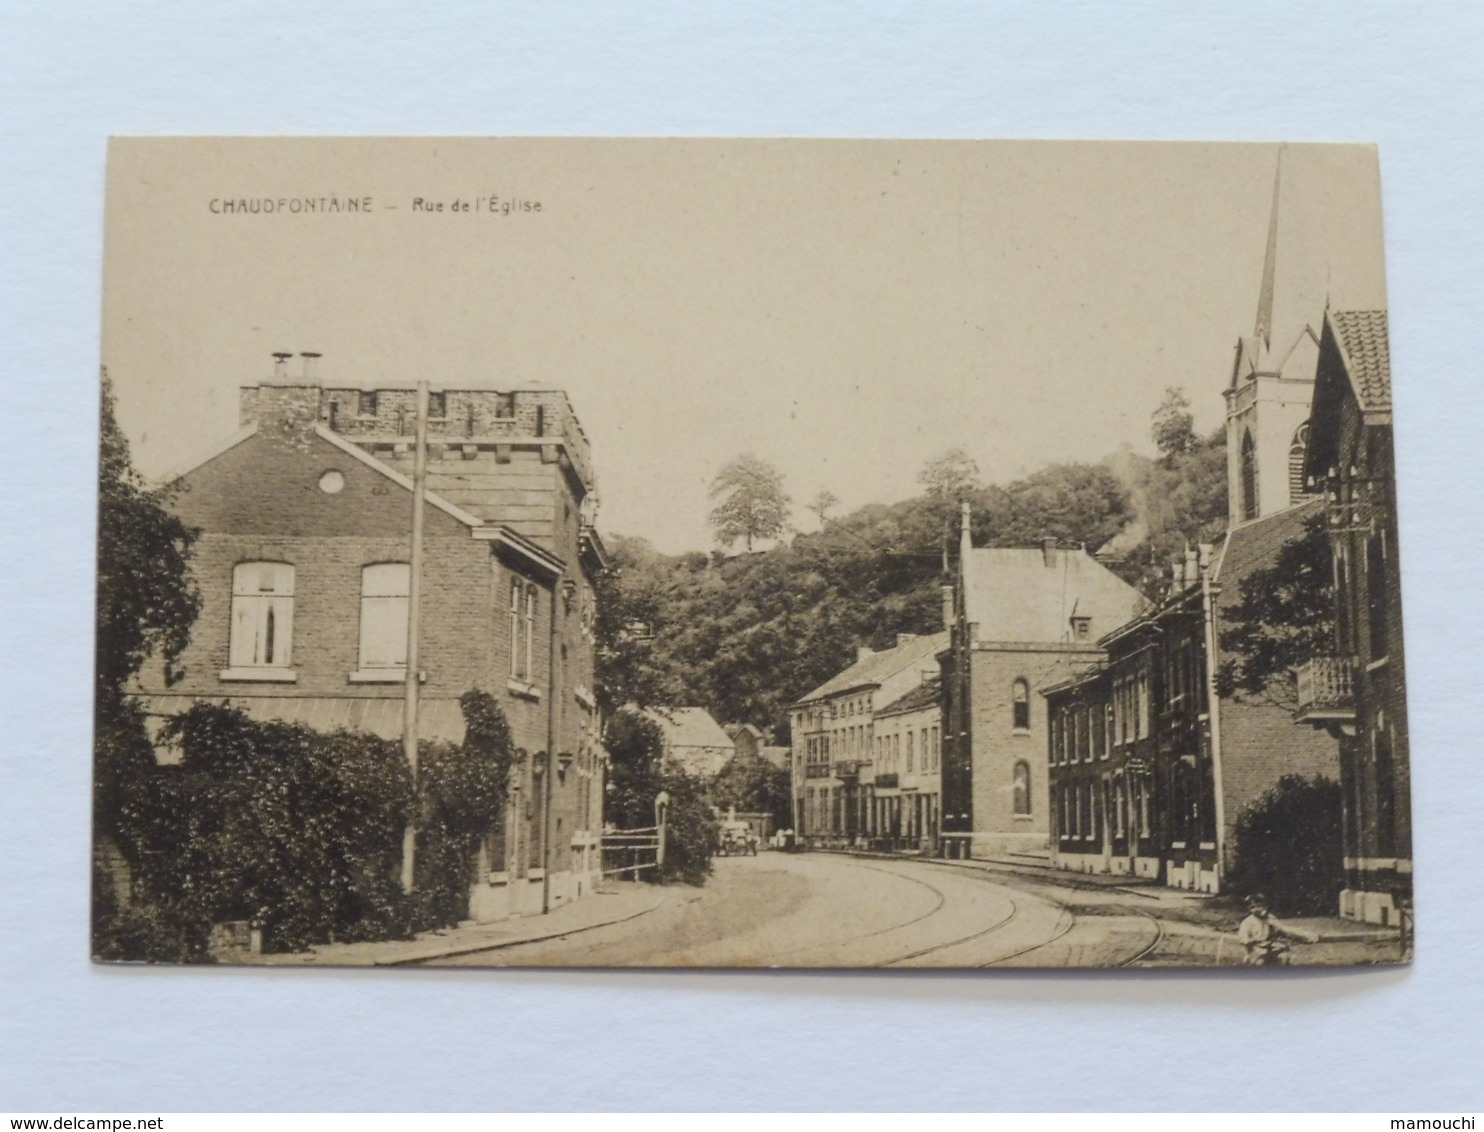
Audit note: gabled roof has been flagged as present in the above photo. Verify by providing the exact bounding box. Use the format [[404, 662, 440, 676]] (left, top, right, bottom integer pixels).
[[877, 676, 941, 719], [158, 423, 259, 484], [644, 706, 734, 750], [962, 547, 1145, 643], [795, 631, 949, 704], [1329, 309, 1391, 414]]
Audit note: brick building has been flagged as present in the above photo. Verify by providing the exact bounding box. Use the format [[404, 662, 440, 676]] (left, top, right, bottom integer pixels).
[[790, 632, 948, 848], [130, 353, 608, 923], [1044, 522, 1340, 891], [1298, 309, 1410, 925], [940, 505, 1146, 860]]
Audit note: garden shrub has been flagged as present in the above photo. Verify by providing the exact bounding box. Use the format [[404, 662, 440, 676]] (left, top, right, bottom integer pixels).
[[1227, 774, 1344, 917]]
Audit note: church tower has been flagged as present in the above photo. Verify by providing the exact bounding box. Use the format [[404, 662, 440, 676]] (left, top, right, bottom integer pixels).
[[1223, 146, 1323, 525]]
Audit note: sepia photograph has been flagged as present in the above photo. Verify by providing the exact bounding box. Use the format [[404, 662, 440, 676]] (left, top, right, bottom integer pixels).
[[94, 136, 1411, 970]]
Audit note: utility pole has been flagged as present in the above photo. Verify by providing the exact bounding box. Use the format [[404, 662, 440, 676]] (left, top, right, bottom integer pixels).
[[1198, 542, 1227, 886], [400, 380, 430, 894]]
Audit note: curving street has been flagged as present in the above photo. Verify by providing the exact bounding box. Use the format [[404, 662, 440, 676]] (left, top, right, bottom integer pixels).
[[426, 851, 1221, 969]]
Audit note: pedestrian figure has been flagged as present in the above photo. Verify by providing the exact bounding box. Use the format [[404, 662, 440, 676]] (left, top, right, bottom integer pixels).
[[1237, 894, 1292, 966]]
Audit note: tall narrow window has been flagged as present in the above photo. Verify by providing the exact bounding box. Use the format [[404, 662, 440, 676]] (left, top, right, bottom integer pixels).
[[1366, 531, 1390, 661], [906, 730, 915, 773], [1136, 670, 1150, 739], [230, 562, 295, 669], [1288, 422, 1311, 501], [1013, 761, 1032, 816], [509, 577, 538, 681], [1240, 429, 1259, 521], [359, 563, 410, 670], [1012, 678, 1031, 731]]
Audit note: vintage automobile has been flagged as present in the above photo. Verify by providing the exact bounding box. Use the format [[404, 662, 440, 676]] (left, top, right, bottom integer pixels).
[[716, 819, 759, 856]]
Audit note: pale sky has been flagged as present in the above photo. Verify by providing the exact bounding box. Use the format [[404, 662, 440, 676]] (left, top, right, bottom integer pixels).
[[103, 138, 1386, 554]]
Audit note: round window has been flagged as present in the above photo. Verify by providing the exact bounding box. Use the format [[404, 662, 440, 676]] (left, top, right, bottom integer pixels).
[[318, 470, 345, 494]]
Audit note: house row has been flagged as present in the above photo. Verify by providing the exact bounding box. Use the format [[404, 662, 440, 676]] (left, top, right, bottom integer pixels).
[[130, 355, 609, 923], [785, 150, 1410, 923]]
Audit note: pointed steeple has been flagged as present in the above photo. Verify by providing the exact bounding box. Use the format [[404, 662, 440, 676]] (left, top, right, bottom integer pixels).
[[1253, 144, 1284, 350]]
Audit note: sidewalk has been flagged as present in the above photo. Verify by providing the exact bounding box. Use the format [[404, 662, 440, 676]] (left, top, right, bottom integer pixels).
[[240, 882, 668, 967], [833, 846, 1401, 945]]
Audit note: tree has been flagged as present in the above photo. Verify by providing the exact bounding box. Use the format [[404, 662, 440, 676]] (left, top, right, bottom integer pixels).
[[93, 370, 201, 901], [991, 462, 1134, 551], [1151, 386, 1199, 461], [708, 454, 791, 552], [918, 448, 982, 568], [807, 489, 840, 527], [95, 370, 201, 710], [603, 710, 715, 884], [711, 753, 792, 830], [1217, 513, 1335, 704], [592, 535, 680, 716], [917, 448, 981, 505]]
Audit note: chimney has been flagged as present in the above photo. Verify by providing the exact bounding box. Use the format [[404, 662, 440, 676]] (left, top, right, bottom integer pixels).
[[941, 584, 954, 630], [856, 645, 873, 664], [1185, 546, 1199, 586], [1042, 537, 1058, 567], [300, 351, 321, 380], [246, 351, 324, 444]]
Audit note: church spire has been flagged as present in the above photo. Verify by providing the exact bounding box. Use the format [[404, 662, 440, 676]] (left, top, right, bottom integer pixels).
[[1253, 144, 1284, 350]]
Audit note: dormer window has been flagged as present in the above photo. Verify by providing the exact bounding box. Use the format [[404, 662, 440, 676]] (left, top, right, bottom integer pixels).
[[1071, 616, 1092, 641]]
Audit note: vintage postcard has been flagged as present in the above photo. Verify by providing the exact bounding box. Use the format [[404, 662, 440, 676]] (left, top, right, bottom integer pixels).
[[94, 137, 1410, 968]]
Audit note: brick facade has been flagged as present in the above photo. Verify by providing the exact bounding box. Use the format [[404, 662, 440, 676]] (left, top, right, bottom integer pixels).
[[132, 363, 606, 925]]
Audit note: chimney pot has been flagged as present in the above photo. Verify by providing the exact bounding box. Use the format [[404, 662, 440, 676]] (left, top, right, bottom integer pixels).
[[272, 352, 292, 380], [300, 351, 321, 380], [941, 584, 954, 630]]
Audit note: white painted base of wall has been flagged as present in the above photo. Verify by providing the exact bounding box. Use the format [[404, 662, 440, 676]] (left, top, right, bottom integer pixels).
[[1165, 859, 1220, 894], [1340, 887, 1402, 926], [1050, 852, 1162, 879]]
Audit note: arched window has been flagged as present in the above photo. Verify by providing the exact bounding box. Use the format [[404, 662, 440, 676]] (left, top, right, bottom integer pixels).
[[229, 562, 295, 669], [1012, 678, 1030, 731], [1288, 421, 1311, 500], [1240, 429, 1259, 521], [359, 563, 410, 670], [1013, 761, 1032, 816]]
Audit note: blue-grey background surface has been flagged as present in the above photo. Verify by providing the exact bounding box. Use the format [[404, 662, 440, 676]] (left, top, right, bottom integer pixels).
[[1, 1, 1480, 1112]]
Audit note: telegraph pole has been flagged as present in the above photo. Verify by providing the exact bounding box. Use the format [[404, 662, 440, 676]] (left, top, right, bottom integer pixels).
[[400, 380, 430, 893], [1198, 542, 1228, 885]]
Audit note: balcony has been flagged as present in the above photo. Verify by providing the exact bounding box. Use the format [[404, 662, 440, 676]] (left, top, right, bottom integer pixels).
[[1294, 656, 1356, 732]]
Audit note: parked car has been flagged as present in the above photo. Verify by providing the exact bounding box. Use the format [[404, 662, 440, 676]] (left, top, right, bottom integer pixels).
[[717, 820, 759, 856]]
